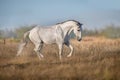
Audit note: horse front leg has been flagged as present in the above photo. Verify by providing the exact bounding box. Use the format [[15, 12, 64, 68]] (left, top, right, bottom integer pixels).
[[67, 44, 73, 57], [64, 42, 74, 57], [58, 44, 63, 60]]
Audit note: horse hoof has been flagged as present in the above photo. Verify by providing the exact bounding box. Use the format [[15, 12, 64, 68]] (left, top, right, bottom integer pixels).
[[67, 55, 71, 57]]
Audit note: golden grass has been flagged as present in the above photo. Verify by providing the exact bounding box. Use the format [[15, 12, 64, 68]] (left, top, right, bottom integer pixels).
[[0, 37, 120, 80]]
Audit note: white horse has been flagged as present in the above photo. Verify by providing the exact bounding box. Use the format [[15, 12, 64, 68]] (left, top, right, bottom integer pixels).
[[17, 20, 83, 60]]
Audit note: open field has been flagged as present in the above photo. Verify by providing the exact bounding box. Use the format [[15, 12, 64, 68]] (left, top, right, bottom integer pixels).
[[0, 37, 120, 80]]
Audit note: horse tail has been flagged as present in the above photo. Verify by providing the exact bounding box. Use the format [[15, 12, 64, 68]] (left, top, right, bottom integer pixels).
[[17, 31, 30, 56]]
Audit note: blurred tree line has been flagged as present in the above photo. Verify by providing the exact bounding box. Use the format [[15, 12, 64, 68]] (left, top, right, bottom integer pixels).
[[15, 25, 36, 39], [0, 25, 36, 39], [0, 24, 120, 39], [82, 24, 120, 38]]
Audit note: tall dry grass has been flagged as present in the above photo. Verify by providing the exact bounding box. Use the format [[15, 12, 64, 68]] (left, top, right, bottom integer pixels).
[[0, 37, 120, 80]]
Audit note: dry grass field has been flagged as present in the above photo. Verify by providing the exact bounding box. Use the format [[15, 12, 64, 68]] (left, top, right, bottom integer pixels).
[[0, 37, 120, 80]]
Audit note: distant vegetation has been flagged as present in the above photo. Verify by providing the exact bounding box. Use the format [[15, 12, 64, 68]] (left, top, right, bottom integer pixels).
[[82, 24, 120, 38], [0, 24, 120, 39], [0, 25, 36, 39], [15, 25, 36, 39]]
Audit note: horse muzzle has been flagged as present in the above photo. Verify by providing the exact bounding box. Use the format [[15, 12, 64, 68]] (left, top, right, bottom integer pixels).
[[77, 38, 82, 41]]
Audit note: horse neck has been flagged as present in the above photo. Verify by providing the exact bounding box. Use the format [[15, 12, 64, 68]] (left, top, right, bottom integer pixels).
[[60, 24, 74, 37]]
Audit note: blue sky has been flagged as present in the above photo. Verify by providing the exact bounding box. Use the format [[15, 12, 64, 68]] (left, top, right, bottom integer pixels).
[[0, 0, 120, 29]]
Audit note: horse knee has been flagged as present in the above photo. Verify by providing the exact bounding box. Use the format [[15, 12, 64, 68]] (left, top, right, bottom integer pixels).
[[34, 47, 39, 52]]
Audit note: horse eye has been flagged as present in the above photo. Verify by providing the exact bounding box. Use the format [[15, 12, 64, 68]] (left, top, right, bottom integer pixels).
[[77, 29, 80, 31]]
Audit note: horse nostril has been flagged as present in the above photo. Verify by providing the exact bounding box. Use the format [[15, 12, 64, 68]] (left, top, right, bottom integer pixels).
[[78, 38, 82, 41]]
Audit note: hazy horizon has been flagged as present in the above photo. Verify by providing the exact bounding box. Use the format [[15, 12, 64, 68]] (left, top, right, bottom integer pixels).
[[0, 0, 120, 30]]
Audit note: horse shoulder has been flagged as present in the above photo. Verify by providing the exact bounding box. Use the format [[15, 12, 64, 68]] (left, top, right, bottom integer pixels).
[[55, 26, 64, 43], [56, 26, 64, 38]]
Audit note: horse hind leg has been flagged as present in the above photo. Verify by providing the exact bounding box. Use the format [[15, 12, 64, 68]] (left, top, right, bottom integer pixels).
[[17, 42, 27, 56], [34, 43, 44, 60]]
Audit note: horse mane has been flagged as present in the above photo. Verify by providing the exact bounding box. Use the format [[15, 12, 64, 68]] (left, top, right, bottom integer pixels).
[[56, 20, 82, 26]]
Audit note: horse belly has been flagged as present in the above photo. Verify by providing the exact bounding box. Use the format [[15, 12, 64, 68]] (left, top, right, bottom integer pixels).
[[42, 36, 56, 44], [40, 31, 56, 44]]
